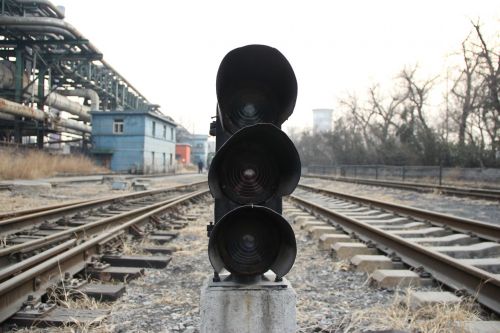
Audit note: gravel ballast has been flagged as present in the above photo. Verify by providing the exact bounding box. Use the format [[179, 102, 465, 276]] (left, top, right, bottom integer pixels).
[[102, 201, 443, 333], [300, 178, 500, 225]]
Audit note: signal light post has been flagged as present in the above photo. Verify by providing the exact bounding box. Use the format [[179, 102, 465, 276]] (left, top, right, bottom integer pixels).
[[200, 45, 300, 333]]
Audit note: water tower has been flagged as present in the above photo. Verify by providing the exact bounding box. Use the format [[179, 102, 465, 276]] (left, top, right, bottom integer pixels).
[[312, 108, 333, 134]]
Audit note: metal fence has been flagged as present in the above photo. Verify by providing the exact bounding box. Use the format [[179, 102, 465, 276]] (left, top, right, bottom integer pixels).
[[307, 164, 500, 187]]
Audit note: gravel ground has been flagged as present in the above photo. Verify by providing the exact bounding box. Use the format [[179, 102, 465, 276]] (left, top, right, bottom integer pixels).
[[95, 200, 442, 333], [4, 174, 489, 332], [106, 202, 212, 333], [0, 173, 206, 213], [300, 178, 500, 225]]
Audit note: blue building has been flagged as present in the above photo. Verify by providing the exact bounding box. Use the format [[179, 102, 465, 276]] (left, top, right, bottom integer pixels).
[[91, 110, 176, 173], [190, 134, 209, 166]]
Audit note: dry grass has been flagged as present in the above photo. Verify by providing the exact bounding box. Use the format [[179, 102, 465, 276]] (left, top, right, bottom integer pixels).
[[338, 289, 481, 333], [0, 148, 107, 180], [10, 281, 113, 333], [119, 235, 158, 256]]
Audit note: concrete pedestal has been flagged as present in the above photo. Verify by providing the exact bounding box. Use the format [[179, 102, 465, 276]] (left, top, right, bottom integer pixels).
[[200, 274, 297, 333]]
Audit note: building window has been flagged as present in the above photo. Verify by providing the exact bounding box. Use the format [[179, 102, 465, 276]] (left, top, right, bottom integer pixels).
[[170, 128, 174, 140], [163, 125, 167, 139], [113, 119, 124, 134], [152, 121, 156, 137], [151, 151, 155, 172], [170, 153, 173, 165]]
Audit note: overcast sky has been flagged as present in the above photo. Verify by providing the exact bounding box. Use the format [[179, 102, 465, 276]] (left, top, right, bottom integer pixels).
[[57, 0, 498, 134]]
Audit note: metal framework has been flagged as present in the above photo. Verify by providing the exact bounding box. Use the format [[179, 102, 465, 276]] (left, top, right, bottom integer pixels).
[[0, 0, 153, 148]]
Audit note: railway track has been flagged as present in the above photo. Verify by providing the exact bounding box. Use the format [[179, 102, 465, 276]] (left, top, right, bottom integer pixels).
[[0, 182, 209, 328], [0, 181, 207, 267], [0, 180, 206, 223], [289, 183, 500, 313], [304, 174, 500, 201]]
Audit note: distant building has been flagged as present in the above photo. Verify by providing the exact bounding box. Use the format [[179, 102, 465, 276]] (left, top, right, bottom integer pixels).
[[91, 110, 176, 173], [313, 108, 333, 134], [190, 134, 209, 165], [176, 143, 191, 165], [175, 124, 210, 166], [206, 139, 216, 168], [207, 139, 216, 155]]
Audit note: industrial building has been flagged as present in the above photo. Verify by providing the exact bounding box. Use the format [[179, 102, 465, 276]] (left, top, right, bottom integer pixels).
[[0, 0, 168, 158], [312, 108, 333, 134], [91, 110, 176, 173]]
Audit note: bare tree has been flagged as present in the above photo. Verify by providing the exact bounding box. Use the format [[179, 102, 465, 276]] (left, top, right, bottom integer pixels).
[[472, 22, 500, 160], [450, 36, 482, 149], [367, 84, 404, 145], [339, 93, 375, 149], [398, 67, 440, 163]]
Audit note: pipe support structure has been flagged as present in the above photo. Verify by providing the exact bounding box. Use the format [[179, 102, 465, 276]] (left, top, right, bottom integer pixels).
[[0, 62, 91, 121], [0, 15, 147, 102]]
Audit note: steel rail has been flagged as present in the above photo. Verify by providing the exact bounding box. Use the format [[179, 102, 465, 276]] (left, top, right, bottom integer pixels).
[[0, 183, 208, 265], [0, 239, 76, 282], [0, 188, 209, 323], [0, 194, 179, 267], [0, 180, 207, 236], [297, 183, 500, 242], [0, 198, 95, 221], [303, 174, 500, 201], [289, 193, 500, 313]]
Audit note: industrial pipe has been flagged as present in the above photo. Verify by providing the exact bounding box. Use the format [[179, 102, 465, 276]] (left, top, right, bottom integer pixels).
[[56, 117, 91, 133], [45, 93, 91, 121], [0, 98, 90, 133], [15, 0, 65, 19], [0, 112, 15, 121], [0, 98, 46, 121], [58, 89, 100, 111]]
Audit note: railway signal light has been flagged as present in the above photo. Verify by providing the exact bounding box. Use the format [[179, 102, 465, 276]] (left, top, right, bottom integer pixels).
[[208, 44, 300, 281]]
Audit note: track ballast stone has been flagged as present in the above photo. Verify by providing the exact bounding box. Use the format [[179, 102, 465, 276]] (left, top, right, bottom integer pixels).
[[103, 201, 441, 332]]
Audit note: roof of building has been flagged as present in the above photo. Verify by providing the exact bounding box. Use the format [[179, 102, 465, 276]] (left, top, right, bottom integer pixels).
[[90, 110, 177, 126]]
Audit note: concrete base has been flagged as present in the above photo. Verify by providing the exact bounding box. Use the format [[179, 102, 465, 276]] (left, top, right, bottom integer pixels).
[[200, 274, 296, 333], [409, 291, 460, 310], [350, 255, 393, 273], [308, 226, 337, 238], [111, 180, 130, 190], [8, 180, 52, 194], [431, 242, 500, 259], [318, 234, 353, 250], [452, 321, 500, 333], [370, 269, 421, 288], [332, 242, 378, 260], [295, 216, 317, 227], [301, 221, 326, 231]]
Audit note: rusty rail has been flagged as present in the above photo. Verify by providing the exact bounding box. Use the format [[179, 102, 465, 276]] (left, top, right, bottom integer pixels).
[[0, 188, 209, 323], [304, 174, 500, 201], [0, 180, 207, 236], [290, 188, 500, 313], [297, 183, 500, 242]]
